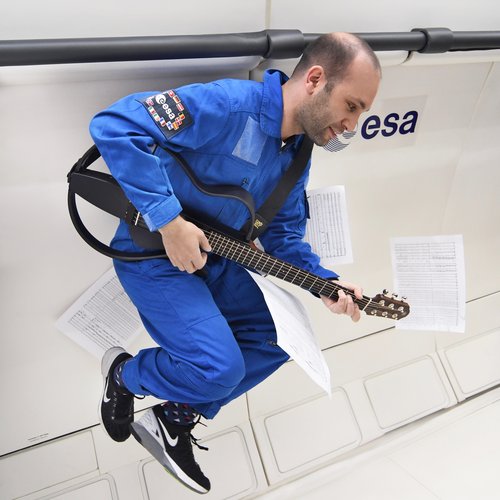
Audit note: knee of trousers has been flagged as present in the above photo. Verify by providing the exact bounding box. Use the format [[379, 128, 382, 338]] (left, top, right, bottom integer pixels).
[[192, 350, 246, 401], [124, 346, 247, 403]]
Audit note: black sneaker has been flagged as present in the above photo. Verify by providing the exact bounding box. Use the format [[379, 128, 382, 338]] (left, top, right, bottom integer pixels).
[[130, 405, 211, 494], [99, 347, 134, 442]]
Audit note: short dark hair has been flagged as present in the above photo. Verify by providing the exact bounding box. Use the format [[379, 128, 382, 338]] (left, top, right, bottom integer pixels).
[[292, 33, 381, 91]]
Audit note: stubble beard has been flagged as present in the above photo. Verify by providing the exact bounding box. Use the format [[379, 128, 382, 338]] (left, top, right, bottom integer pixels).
[[296, 89, 335, 147]]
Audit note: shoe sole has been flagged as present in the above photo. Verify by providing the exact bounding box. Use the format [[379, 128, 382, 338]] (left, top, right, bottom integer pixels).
[[98, 347, 130, 441], [130, 418, 209, 495]]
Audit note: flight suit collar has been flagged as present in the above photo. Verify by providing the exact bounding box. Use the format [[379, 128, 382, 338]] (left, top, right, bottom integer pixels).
[[260, 69, 288, 140]]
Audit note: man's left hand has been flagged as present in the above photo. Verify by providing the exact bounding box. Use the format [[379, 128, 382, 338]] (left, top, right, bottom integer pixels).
[[320, 281, 363, 322]]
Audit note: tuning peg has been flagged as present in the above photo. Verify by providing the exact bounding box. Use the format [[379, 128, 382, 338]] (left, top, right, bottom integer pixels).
[[392, 293, 398, 298], [383, 289, 388, 295], [402, 296, 407, 301]]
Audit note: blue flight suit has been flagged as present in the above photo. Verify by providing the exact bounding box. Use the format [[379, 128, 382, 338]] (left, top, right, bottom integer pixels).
[[90, 70, 338, 419]]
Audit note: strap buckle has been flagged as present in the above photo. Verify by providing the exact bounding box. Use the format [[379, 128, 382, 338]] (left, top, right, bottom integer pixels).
[[124, 203, 143, 227]]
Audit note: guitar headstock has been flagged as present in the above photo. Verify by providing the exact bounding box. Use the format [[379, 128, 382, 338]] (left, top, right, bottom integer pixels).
[[365, 290, 410, 320]]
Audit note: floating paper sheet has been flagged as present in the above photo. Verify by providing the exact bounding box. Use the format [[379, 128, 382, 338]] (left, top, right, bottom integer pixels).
[[56, 268, 143, 358], [304, 186, 354, 266], [247, 270, 331, 395], [391, 235, 466, 332]]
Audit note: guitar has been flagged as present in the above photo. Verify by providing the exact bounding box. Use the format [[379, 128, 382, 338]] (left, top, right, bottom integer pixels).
[[194, 222, 410, 321], [68, 162, 410, 320]]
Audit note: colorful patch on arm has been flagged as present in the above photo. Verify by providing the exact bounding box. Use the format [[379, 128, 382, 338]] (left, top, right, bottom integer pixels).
[[140, 90, 194, 138]]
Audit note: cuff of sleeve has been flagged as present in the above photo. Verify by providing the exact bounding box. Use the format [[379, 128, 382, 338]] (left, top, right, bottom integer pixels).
[[142, 196, 183, 231]]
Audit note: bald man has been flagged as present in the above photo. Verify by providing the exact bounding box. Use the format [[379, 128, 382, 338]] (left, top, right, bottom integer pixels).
[[92, 32, 381, 493]]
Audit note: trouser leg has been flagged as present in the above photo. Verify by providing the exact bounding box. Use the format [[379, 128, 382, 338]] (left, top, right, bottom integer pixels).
[[115, 256, 289, 419], [195, 260, 290, 418], [115, 257, 246, 406]]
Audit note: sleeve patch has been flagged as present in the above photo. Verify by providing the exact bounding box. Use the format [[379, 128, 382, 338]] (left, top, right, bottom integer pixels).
[[140, 90, 193, 138]]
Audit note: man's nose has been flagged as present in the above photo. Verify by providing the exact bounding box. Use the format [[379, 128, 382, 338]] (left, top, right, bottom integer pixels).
[[342, 120, 356, 133], [342, 113, 362, 133]]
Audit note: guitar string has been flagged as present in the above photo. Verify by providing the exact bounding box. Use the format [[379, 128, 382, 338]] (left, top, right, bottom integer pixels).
[[210, 234, 404, 319], [205, 231, 406, 316], [208, 235, 407, 316], [207, 232, 387, 304], [209, 234, 400, 315], [207, 231, 364, 300], [206, 231, 355, 297]]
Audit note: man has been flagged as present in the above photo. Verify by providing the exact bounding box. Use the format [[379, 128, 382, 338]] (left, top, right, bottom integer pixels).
[[92, 32, 381, 494]]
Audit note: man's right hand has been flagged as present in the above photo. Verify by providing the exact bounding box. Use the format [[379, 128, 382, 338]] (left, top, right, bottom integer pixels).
[[158, 216, 212, 273]]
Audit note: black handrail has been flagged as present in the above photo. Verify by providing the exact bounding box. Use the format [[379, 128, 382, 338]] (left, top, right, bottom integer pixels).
[[304, 32, 427, 52], [1, 28, 499, 67]]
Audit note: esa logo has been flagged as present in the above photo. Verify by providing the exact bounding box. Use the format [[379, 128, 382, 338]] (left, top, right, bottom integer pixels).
[[155, 93, 176, 120], [360, 111, 419, 139]]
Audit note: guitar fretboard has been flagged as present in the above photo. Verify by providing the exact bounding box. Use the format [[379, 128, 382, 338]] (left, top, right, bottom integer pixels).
[[203, 228, 372, 311]]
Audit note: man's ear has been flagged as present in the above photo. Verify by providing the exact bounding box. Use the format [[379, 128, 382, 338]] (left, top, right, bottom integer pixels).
[[305, 65, 325, 94]]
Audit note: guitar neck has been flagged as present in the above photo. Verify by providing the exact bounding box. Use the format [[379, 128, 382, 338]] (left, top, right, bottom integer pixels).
[[203, 228, 372, 311]]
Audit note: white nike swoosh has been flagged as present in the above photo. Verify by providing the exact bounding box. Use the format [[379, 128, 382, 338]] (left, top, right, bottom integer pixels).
[[103, 377, 111, 403], [158, 418, 179, 447]]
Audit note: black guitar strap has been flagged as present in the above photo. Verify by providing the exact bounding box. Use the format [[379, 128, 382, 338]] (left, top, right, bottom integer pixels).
[[243, 136, 313, 240], [67, 136, 313, 260]]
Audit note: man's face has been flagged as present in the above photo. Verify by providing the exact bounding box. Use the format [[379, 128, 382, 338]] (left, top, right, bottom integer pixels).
[[297, 57, 380, 146]]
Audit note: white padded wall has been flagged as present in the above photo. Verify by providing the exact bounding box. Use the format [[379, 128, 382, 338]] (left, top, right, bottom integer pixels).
[[441, 60, 500, 298], [0, 1, 267, 39], [269, 0, 500, 32]]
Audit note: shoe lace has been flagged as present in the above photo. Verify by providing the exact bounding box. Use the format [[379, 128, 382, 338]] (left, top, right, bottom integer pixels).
[[112, 387, 134, 422], [189, 414, 208, 451], [190, 433, 208, 451], [172, 427, 208, 475]]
